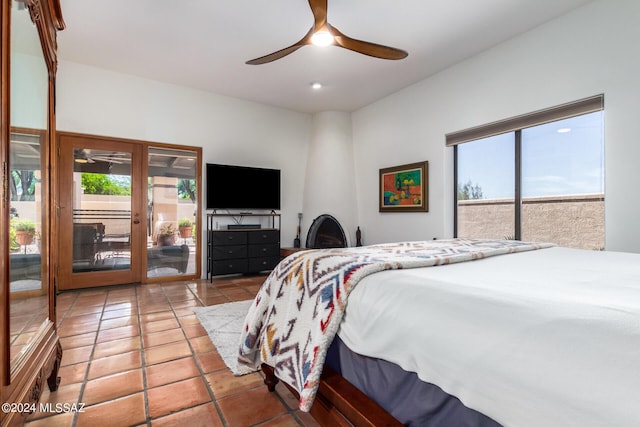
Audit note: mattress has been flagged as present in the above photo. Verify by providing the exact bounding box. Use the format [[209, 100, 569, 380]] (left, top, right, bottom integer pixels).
[[337, 246, 640, 427]]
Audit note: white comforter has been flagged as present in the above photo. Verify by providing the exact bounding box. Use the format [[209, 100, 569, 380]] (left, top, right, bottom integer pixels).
[[337, 246, 640, 427]]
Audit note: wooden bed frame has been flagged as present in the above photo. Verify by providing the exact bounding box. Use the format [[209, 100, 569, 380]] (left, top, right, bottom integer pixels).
[[261, 363, 403, 427]]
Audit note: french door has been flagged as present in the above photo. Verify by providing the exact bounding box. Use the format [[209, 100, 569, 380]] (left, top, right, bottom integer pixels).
[[57, 134, 144, 289]]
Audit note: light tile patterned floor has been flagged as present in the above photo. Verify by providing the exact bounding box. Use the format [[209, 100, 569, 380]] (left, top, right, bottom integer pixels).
[[25, 275, 320, 427]]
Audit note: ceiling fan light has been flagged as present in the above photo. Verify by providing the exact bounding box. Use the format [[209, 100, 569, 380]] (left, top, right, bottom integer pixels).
[[311, 31, 334, 47]]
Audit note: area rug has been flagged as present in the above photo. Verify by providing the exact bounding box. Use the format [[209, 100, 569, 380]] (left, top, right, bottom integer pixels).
[[193, 299, 258, 376]]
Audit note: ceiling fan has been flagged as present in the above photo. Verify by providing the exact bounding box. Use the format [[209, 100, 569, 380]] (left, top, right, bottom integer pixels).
[[74, 149, 131, 165], [246, 0, 408, 65]]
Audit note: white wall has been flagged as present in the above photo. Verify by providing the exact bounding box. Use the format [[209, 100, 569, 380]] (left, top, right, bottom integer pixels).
[[352, 0, 640, 253], [55, 0, 640, 255], [302, 112, 357, 247], [56, 62, 312, 272]]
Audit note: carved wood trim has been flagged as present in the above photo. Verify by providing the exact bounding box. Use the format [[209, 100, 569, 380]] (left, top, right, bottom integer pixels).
[[47, 0, 65, 31], [2, 331, 61, 426], [46, 339, 62, 391], [26, 338, 61, 406], [0, 324, 58, 422], [22, 0, 65, 76]]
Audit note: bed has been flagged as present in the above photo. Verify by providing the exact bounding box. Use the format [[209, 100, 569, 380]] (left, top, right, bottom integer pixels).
[[238, 239, 640, 426]]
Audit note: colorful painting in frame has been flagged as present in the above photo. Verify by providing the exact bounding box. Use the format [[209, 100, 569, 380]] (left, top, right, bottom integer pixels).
[[379, 161, 428, 212]]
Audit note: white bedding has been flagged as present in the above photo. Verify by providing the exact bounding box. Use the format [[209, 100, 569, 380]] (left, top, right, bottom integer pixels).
[[337, 246, 640, 427]]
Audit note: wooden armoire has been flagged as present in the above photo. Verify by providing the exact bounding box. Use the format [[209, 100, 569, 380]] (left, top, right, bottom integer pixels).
[[1, 1, 64, 425]]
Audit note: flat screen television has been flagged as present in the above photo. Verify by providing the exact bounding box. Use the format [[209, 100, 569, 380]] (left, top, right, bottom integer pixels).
[[206, 163, 281, 210]]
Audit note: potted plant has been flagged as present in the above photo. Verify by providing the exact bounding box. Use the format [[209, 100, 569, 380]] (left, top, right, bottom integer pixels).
[[13, 219, 36, 246], [178, 218, 193, 239], [9, 222, 19, 252], [157, 223, 177, 246]]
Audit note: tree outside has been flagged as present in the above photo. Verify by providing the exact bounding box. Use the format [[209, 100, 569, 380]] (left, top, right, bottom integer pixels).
[[10, 170, 37, 201], [457, 180, 483, 200], [178, 179, 196, 202], [81, 173, 131, 195]]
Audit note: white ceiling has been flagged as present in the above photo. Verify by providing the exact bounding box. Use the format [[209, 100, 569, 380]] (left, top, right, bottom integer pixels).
[[57, 0, 594, 114]]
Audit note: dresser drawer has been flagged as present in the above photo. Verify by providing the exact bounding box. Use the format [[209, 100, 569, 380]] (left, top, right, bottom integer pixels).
[[248, 256, 280, 272], [247, 230, 279, 245], [210, 231, 247, 246], [248, 243, 280, 258], [211, 245, 247, 260], [211, 259, 248, 275]]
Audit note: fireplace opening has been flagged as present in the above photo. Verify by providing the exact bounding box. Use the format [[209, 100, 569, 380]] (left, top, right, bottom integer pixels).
[[306, 214, 347, 249]]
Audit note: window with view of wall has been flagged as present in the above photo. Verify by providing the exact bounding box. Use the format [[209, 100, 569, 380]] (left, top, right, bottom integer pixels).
[[449, 96, 605, 250], [456, 133, 515, 240]]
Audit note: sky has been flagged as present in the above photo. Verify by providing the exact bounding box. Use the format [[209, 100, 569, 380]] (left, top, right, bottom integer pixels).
[[457, 111, 604, 199]]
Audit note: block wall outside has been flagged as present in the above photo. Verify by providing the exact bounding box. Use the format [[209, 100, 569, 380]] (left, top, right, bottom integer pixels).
[[13, 195, 196, 238], [457, 194, 604, 250]]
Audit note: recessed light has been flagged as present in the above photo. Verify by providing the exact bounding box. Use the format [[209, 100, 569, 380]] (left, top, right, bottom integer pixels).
[[311, 82, 323, 90], [557, 128, 572, 133]]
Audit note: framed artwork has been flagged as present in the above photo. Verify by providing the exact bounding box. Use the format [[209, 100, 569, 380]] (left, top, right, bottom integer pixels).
[[379, 161, 428, 212]]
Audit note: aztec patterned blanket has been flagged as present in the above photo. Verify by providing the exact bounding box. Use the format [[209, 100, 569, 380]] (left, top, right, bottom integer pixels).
[[237, 238, 554, 411]]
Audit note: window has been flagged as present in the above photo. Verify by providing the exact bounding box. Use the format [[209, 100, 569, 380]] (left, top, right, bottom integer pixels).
[[456, 133, 515, 240], [449, 96, 604, 250]]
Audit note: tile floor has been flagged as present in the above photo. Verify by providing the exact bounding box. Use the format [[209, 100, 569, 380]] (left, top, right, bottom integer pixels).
[[25, 275, 320, 427]]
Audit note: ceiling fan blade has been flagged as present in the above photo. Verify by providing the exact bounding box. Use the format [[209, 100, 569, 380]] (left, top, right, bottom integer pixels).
[[329, 25, 408, 60], [91, 157, 125, 164], [246, 28, 314, 65], [308, 0, 328, 31]]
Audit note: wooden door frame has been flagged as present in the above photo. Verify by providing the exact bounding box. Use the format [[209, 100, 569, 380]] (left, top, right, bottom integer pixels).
[[57, 133, 144, 290], [54, 131, 202, 289]]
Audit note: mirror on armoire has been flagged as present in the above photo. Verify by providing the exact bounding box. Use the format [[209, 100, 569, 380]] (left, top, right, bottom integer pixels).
[[8, 0, 50, 376], [2, 2, 65, 420]]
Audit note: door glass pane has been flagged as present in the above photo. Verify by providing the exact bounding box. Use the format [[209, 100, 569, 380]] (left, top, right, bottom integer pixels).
[[72, 148, 132, 272], [147, 147, 197, 278], [521, 111, 604, 249], [457, 133, 515, 239]]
